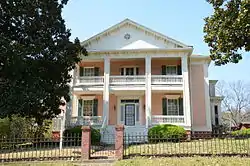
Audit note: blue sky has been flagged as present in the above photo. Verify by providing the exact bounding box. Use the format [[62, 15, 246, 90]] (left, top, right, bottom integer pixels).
[[62, 0, 249, 82]]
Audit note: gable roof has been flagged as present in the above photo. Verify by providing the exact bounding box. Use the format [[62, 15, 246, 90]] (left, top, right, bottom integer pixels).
[[81, 18, 191, 48]]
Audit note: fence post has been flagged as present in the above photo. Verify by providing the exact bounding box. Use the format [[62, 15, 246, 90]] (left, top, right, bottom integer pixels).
[[81, 126, 91, 160], [115, 124, 124, 160]]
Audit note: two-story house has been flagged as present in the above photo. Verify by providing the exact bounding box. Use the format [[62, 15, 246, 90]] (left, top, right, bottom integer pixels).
[[64, 19, 223, 138]]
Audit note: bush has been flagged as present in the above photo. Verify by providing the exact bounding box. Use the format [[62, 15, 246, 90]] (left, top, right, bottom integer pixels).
[[64, 126, 101, 145], [148, 124, 186, 142], [231, 129, 250, 138]]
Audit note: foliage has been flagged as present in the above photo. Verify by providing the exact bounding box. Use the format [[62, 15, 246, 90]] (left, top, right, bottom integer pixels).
[[0, 116, 52, 139], [64, 126, 101, 145], [218, 81, 250, 126], [231, 129, 250, 137], [0, 0, 87, 125], [148, 124, 186, 142], [204, 0, 250, 65]]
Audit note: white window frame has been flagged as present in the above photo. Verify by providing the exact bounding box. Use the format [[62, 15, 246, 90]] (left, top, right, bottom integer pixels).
[[77, 96, 95, 117], [80, 67, 95, 76], [117, 96, 142, 126], [166, 65, 177, 75], [120, 67, 139, 76], [167, 98, 179, 115]]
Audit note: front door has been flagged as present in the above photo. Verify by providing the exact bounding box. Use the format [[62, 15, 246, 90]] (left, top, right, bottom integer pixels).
[[125, 104, 136, 126]]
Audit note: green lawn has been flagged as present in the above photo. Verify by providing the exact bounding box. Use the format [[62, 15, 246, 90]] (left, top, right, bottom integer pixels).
[[124, 138, 250, 156], [115, 157, 250, 166]]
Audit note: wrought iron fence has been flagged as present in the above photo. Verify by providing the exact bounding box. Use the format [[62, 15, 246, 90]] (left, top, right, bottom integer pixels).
[[0, 133, 81, 162], [123, 132, 250, 158]]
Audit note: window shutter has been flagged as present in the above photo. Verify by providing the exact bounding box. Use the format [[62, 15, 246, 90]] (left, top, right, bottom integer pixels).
[[120, 68, 124, 75], [93, 99, 98, 116], [78, 99, 83, 116], [162, 97, 167, 115], [179, 97, 183, 115], [136, 67, 139, 75], [79, 67, 84, 76], [94, 67, 100, 76], [161, 65, 166, 75], [177, 65, 182, 75]]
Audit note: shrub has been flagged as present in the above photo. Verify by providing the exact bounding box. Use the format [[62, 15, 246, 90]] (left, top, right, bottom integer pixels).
[[64, 126, 101, 145], [231, 129, 250, 138], [148, 124, 186, 142]]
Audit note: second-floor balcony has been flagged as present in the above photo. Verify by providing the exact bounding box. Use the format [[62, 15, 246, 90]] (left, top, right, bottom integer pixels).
[[75, 75, 183, 87]]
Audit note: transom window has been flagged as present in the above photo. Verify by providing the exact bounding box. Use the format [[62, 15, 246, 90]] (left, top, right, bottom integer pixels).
[[166, 66, 177, 75], [120, 67, 139, 76], [167, 99, 179, 115], [80, 67, 95, 76]]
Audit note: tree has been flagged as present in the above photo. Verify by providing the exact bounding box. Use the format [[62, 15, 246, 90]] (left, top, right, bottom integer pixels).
[[204, 0, 250, 65], [0, 0, 87, 126], [218, 81, 250, 127]]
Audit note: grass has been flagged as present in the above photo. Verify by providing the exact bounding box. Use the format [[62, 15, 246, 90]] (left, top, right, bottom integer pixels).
[[124, 138, 250, 156], [115, 156, 250, 166]]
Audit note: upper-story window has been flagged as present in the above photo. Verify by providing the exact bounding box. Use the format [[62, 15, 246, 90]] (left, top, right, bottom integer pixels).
[[166, 66, 177, 75], [79, 67, 99, 76], [162, 65, 182, 75], [120, 67, 139, 76]]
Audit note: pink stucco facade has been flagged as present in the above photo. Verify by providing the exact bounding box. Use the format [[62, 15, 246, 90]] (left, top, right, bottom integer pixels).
[[190, 64, 207, 128], [73, 58, 209, 131]]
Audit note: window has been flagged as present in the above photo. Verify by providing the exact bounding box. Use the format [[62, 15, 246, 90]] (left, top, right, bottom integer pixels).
[[80, 67, 95, 76], [120, 67, 139, 76], [214, 105, 219, 125], [167, 99, 179, 115], [82, 100, 94, 116], [166, 66, 177, 75], [78, 99, 98, 116]]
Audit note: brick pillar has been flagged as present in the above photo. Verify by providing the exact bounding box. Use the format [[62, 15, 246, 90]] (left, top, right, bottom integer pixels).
[[115, 124, 124, 160], [52, 131, 60, 141], [81, 126, 91, 160], [186, 130, 191, 141]]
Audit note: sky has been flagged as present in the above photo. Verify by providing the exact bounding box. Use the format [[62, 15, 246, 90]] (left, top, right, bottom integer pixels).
[[62, 0, 249, 82]]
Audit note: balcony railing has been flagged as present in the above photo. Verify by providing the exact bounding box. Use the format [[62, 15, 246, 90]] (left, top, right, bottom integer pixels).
[[70, 116, 103, 127], [110, 76, 146, 85], [74, 75, 183, 86], [152, 115, 185, 125], [76, 76, 104, 85], [151, 75, 183, 85]]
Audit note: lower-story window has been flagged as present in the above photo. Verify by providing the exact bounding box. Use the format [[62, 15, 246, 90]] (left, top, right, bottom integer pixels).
[[167, 99, 179, 115], [162, 97, 183, 116], [78, 99, 98, 116]]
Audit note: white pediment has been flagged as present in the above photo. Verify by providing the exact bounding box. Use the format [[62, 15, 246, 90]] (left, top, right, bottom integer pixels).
[[121, 40, 159, 50], [82, 19, 189, 51]]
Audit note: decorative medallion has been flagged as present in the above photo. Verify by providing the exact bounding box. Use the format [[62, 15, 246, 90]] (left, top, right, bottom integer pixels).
[[124, 33, 131, 40]]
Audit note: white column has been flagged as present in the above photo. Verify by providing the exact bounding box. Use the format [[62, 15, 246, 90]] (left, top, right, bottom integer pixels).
[[72, 94, 78, 117], [204, 63, 212, 130], [145, 56, 152, 128], [103, 56, 110, 125], [181, 56, 191, 128]]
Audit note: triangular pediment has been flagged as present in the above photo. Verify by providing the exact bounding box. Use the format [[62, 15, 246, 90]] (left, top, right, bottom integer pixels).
[[82, 19, 190, 51]]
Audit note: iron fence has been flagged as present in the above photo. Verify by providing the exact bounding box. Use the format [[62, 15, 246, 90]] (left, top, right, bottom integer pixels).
[[123, 132, 250, 158], [0, 133, 81, 162]]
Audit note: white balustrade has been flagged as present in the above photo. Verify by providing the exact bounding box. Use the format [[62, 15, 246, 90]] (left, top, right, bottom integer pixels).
[[76, 76, 104, 85], [151, 75, 183, 85], [152, 115, 185, 125], [70, 116, 103, 127], [110, 76, 146, 85]]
